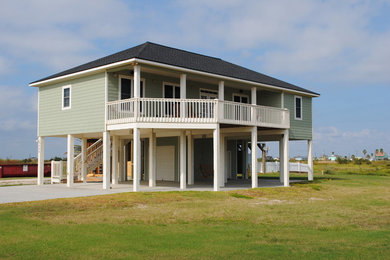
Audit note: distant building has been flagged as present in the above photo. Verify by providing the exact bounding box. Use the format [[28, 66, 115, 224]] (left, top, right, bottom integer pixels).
[[328, 153, 338, 161], [375, 151, 388, 160]]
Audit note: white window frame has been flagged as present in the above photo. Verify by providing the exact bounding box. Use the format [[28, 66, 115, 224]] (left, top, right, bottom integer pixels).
[[62, 85, 71, 110], [118, 75, 145, 100], [200, 88, 218, 99], [232, 93, 249, 103], [163, 82, 180, 98], [294, 95, 303, 120]]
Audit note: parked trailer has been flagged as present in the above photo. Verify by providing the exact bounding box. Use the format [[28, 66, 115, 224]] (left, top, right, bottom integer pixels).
[[0, 164, 51, 178]]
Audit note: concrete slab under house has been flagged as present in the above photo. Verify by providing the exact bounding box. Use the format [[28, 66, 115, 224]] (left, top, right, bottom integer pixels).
[[30, 42, 320, 192]]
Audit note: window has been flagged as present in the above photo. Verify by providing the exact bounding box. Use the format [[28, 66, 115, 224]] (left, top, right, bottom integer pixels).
[[163, 83, 180, 98], [295, 96, 302, 120], [200, 89, 218, 99], [118, 75, 145, 100], [62, 85, 71, 109], [233, 93, 249, 104]]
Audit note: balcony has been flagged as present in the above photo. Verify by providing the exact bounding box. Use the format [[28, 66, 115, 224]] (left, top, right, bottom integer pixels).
[[106, 98, 290, 129]]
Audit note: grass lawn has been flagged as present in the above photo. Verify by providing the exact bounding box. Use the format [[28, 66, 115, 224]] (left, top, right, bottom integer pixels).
[[0, 163, 389, 259]]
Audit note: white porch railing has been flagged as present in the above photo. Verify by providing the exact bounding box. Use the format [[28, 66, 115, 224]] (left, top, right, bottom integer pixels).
[[106, 98, 290, 128], [258, 162, 310, 173]]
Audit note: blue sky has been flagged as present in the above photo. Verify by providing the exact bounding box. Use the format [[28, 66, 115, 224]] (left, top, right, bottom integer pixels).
[[0, 0, 389, 159]]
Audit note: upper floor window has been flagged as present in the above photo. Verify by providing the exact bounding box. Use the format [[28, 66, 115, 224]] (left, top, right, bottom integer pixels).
[[119, 75, 144, 100], [62, 85, 71, 110], [200, 89, 218, 99], [295, 96, 302, 120], [164, 83, 180, 98], [233, 93, 249, 104]]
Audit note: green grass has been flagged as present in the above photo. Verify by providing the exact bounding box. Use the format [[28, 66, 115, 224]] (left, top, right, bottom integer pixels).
[[0, 163, 389, 259]]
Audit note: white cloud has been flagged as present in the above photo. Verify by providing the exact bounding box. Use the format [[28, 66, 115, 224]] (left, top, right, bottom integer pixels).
[[0, 0, 134, 71], [169, 0, 390, 85], [0, 86, 37, 131], [313, 126, 390, 156]]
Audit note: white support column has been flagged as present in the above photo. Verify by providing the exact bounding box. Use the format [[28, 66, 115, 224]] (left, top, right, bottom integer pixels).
[[281, 92, 285, 108], [251, 87, 257, 123], [133, 128, 140, 192], [66, 134, 74, 187], [133, 64, 140, 119], [187, 131, 194, 185], [119, 139, 124, 182], [308, 139, 313, 181], [180, 74, 186, 118], [81, 138, 87, 183], [180, 130, 187, 190], [279, 137, 284, 183], [282, 130, 290, 187], [243, 141, 248, 180], [37, 136, 44, 185], [218, 81, 224, 100], [219, 134, 225, 188], [112, 135, 119, 185], [213, 126, 220, 191], [149, 132, 156, 187], [251, 126, 258, 188], [102, 131, 111, 189], [224, 137, 228, 183]]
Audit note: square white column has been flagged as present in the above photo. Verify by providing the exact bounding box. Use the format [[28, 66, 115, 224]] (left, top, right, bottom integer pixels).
[[251, 126, 258, 188], [66, 134, 74, 187], [37, 136, 44, 185], [119, 139, 124, 182], [279, 137, 284, 183], [282, 129, 290, 187], [102, 131, 111, 189], [133, 65, 141, 119], [219, 133, 225, 188], [149, 132, 156, 187], [308, 140, 313, 181], [81, 138, 87, 183], [133, 128, 141, 192], [187, 131, 194, 185], [180, 130, 187, 190], [218, 81, 224, 100], [112, 135, 119, 185], [213, 126, 220, 191]]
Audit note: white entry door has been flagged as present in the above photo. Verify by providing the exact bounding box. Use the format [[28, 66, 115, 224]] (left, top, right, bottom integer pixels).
[[156, 146, 175, 181]]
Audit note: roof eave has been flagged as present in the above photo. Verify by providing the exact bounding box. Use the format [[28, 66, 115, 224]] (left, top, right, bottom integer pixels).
[[29, 57, 319, 97]]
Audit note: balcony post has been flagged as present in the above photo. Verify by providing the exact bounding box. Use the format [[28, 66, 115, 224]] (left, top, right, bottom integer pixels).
[[218, 81, 224, 122], [134, 64, 140, 119], [37, 136, 45, 185], [180, 74, 186, 119], [66, 134, 74, 187], [251, 87, 257, 124]]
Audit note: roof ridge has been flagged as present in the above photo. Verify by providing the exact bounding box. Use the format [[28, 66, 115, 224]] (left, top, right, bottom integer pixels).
[[135, 42, 149, 57], [145, 41, 222, 61]]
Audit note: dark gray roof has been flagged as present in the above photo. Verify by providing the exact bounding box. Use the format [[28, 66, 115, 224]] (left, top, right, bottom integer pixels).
[[31, 42, 319, 96]]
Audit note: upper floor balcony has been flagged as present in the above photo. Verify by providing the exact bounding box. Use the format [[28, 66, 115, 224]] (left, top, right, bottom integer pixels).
[[106, 98, 290, 129]]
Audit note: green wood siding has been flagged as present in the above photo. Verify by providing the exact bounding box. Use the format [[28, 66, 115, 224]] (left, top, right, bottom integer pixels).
[[257, 90, 281, 107], [284, 93, 312, 140], [38, 73, 105, 136]]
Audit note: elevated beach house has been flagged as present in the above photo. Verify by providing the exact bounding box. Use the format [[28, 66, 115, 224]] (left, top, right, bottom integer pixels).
[[30, 42, 319, 191]]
